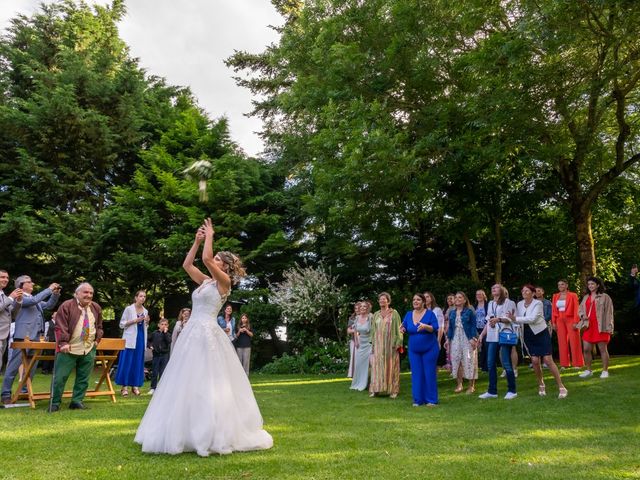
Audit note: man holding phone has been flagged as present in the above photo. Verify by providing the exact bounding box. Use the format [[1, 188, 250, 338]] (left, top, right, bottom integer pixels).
[[1, 275, 60, 404]]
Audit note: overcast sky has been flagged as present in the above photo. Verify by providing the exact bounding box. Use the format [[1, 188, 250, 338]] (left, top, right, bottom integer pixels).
[[0, 0, 282, 157]]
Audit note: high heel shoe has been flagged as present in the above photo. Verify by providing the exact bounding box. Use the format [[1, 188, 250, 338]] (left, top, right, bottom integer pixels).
[[132, 387, 141, 396], [538, 384, 546, 397]]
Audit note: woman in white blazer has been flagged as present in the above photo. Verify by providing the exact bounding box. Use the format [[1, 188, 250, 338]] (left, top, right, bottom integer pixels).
[[115, 290, 149, 396], [507, 284, 567, 399]]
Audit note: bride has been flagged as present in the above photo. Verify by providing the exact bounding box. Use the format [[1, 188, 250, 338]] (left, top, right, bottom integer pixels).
[[135, 218, 273, 456]]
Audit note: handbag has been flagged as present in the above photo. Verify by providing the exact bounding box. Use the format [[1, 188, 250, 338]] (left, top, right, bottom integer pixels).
[[499, 327, 518, 345]]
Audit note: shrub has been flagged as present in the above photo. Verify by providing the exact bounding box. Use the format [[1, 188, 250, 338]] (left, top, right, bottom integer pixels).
[[259, 339, 349, 374], [270, 263, 347, 350]]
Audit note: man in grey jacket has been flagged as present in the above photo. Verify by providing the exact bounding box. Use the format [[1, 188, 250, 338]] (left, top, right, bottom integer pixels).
[[0, 270, 23, 373], [1, 275, 60, 404]]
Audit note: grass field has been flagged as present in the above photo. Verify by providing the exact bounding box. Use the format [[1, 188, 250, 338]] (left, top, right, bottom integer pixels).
[[0, 356, 639, 480]]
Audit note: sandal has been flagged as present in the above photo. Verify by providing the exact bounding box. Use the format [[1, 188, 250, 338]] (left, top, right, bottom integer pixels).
[[454, 385, 464, 394], [390, 393, 398, 399], [132, 387, 141, 396], [558, 387, 568, 399], [121, 388, 128, 397], [466, 386, 476, 394], [538, 384, 546, 397]]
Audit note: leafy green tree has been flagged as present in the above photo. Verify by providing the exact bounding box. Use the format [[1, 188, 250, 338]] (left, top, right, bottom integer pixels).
[[229, 0, 640, 289], [0, 0, 182, 292]]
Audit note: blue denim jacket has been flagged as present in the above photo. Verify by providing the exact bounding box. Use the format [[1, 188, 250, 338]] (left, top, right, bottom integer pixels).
[[447, 307, 477, 340], [217, 316, 236, 340]]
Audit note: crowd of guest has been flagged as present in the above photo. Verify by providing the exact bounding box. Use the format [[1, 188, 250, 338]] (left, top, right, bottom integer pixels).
[[0, 268, 253, 409], [0, 265, 628, 410], [346, 276, 618, 406]]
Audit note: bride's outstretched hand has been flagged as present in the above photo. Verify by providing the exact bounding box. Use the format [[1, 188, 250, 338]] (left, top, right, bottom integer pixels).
[[203, 218, 215, 238], [195, 226, 205, 242]]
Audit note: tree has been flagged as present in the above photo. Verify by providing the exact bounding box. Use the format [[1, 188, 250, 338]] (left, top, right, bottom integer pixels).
[[438, 0, 640, 283], [229, 0, 640, 288], [0, 0, 182, 292]]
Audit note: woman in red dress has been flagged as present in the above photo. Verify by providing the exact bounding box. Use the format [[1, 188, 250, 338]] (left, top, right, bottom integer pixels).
[[578, 277, 614, 379]]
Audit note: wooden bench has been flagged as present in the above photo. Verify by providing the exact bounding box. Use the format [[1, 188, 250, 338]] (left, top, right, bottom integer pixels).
[[9, 337, 126, 408]]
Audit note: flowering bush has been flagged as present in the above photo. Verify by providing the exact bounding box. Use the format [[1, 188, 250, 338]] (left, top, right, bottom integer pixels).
[[270, 263, 347, 350]]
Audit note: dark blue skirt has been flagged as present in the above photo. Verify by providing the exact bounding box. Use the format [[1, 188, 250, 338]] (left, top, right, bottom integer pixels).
[[115, 322, 145, 387], [523, 324, 552, 357]]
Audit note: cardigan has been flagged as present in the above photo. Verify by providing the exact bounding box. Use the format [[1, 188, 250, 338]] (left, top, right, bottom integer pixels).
[[514, 299, 547, 335], [119, 304, 149, 349]]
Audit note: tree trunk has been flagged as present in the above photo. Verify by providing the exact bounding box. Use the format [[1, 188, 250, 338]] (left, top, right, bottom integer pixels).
[[463, 231, 480, 284], [494, 217, 503, 284], [570, 204, 596, 286]]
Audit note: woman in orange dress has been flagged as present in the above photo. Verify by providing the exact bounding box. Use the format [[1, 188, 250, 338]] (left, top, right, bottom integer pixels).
[[578, 277, 614, 379], [551, 279, 584, 369]]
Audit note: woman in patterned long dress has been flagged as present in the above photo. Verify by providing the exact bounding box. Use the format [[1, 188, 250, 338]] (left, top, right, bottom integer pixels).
[[369, 292, 403, 398], [445, 291, 478, 394]]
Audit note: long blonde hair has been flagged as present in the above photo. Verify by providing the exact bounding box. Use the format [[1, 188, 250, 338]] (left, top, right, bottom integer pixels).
[[217, 251, 246, 285]]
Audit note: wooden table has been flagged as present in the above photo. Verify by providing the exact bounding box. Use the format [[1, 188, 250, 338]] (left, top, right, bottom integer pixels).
[[9, 337, 126, 408]]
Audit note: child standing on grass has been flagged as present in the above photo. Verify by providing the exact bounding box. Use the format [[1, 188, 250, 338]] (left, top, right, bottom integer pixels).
[[147, 318, 171, 395]]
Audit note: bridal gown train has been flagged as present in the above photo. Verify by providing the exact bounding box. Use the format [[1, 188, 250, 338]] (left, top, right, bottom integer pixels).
[[135, 280, 273, 456]]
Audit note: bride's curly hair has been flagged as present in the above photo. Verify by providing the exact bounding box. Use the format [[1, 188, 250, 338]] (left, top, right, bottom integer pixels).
[[217, 251, 246, 285]]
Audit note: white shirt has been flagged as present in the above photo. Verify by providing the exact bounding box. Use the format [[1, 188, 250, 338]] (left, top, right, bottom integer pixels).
[[430, 307, 445, 329], [485, 299, 517, 343]]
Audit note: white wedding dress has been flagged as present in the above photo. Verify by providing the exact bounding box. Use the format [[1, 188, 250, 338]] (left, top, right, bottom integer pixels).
[[135, 280, 273, 456]]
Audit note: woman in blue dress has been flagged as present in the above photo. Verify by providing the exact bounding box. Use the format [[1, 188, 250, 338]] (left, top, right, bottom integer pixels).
[[116, 290, 149, 396], [401, 293, 439, 406]]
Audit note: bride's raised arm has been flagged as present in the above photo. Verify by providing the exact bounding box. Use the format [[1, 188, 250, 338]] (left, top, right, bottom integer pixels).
[[202, 218, 232, 295], [183, 227, 209, 285]]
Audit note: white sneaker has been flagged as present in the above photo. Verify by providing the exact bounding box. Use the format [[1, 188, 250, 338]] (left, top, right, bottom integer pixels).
[[500, 370, 506, 378], [504, 392, 518, 400], [514, 370, 518, 378], [479, 392, 498, 399], [600, 371, 609, 379], [147, 389, 155, 395], [579, 370, 593, 378]]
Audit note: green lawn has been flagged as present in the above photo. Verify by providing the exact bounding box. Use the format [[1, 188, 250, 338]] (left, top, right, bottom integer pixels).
[[1, 356, 639, 480]]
